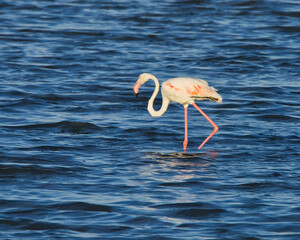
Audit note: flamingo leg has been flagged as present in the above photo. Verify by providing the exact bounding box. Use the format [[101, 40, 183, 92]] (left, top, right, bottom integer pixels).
[[192, 103, 219, 150], [183, 107, 188, 153]]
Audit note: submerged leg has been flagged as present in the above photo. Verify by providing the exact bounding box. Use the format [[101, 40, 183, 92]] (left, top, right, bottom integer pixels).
[[192, 103, 219, 150], [183, 107, 188, 153]]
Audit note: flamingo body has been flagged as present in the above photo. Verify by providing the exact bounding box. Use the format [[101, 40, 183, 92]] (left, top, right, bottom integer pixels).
[[162, 77, 222, 107], [133, 73, 222, 152]]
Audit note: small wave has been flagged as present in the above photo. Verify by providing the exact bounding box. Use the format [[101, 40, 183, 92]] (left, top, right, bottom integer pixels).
[[159, 181, 200, 187], [0, 163, 80, 177], [246, 100, 276, 108], [151, 202, 226, 219], [50, 201, 114, 212], [256, 114, 299, 122], [8, 121, 102, 134], [175, 208, 226, 218]]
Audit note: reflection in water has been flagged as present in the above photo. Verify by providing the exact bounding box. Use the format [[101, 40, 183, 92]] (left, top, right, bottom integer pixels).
[[139, 151, 218, 181], [135, 151, 219, 209], [143, 151, 218, 163]]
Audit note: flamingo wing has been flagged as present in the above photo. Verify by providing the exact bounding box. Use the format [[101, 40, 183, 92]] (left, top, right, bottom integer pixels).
[[187, 79, 222, 103]]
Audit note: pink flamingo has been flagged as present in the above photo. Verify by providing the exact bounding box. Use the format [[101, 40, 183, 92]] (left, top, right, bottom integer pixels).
[[133, 73, 222, 153]]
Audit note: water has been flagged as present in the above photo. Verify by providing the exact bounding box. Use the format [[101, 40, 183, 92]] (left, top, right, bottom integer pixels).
[[0, 0, 299, 239]]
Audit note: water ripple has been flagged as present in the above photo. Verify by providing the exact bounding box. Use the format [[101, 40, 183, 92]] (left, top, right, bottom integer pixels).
[[0, 0, 299, 239]]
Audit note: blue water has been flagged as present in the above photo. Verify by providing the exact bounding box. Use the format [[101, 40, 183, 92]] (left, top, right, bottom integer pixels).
[[0, 0, 299, 239]]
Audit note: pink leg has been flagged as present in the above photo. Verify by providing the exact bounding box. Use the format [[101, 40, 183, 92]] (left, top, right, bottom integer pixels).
[[183, 107, 188, 153], [192, 103, 219, 150]]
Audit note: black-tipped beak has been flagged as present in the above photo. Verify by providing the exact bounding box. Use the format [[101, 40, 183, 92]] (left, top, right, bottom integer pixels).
[[134, 93, 138, 99]]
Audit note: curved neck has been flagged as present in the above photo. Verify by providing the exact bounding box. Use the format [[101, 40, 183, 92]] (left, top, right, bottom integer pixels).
[[146, 75, 170, 117]]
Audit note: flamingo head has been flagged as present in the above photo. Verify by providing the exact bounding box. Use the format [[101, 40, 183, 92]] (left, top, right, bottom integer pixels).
[[133, 73, 152, 98]]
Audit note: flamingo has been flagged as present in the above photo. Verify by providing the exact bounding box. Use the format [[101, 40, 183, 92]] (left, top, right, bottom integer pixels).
[[133, 73, 222, 153]]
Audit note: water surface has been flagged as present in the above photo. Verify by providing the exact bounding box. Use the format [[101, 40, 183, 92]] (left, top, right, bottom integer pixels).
[[0, 0, 299, 239]]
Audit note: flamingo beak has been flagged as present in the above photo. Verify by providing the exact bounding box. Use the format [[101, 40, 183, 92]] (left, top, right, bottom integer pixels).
[[134, 92, 138, 98], [133, 81, 141, 99]]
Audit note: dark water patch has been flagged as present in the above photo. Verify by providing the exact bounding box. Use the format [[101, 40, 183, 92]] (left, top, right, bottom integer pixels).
[[272, 10, 300, 18], [17, 145, 78, 152], [175, 207, 225, 219], [236, 181, 283, 191], [1, 98, 42, 109], [269, 25, 300, 34], [36, 93, 75, 102], [1, 89, 32, 98], [0, 199, 40, 210], [256, 114, 298, 122], [50, 201, 114, 212], [23, 220, 67, 231], [0, 155, 50, 165], [63, 30, 106, 37], [245, 100, 276, 108], [159, 180, 205, 187], [0, 163, 84, 178], [232, 0, 264, 7], [217, 103, 243, 109], [126, 215, 162, 226], [7, 121, 102, 134], [152, 202, 226, 220], [291, 90, 300, 95]]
